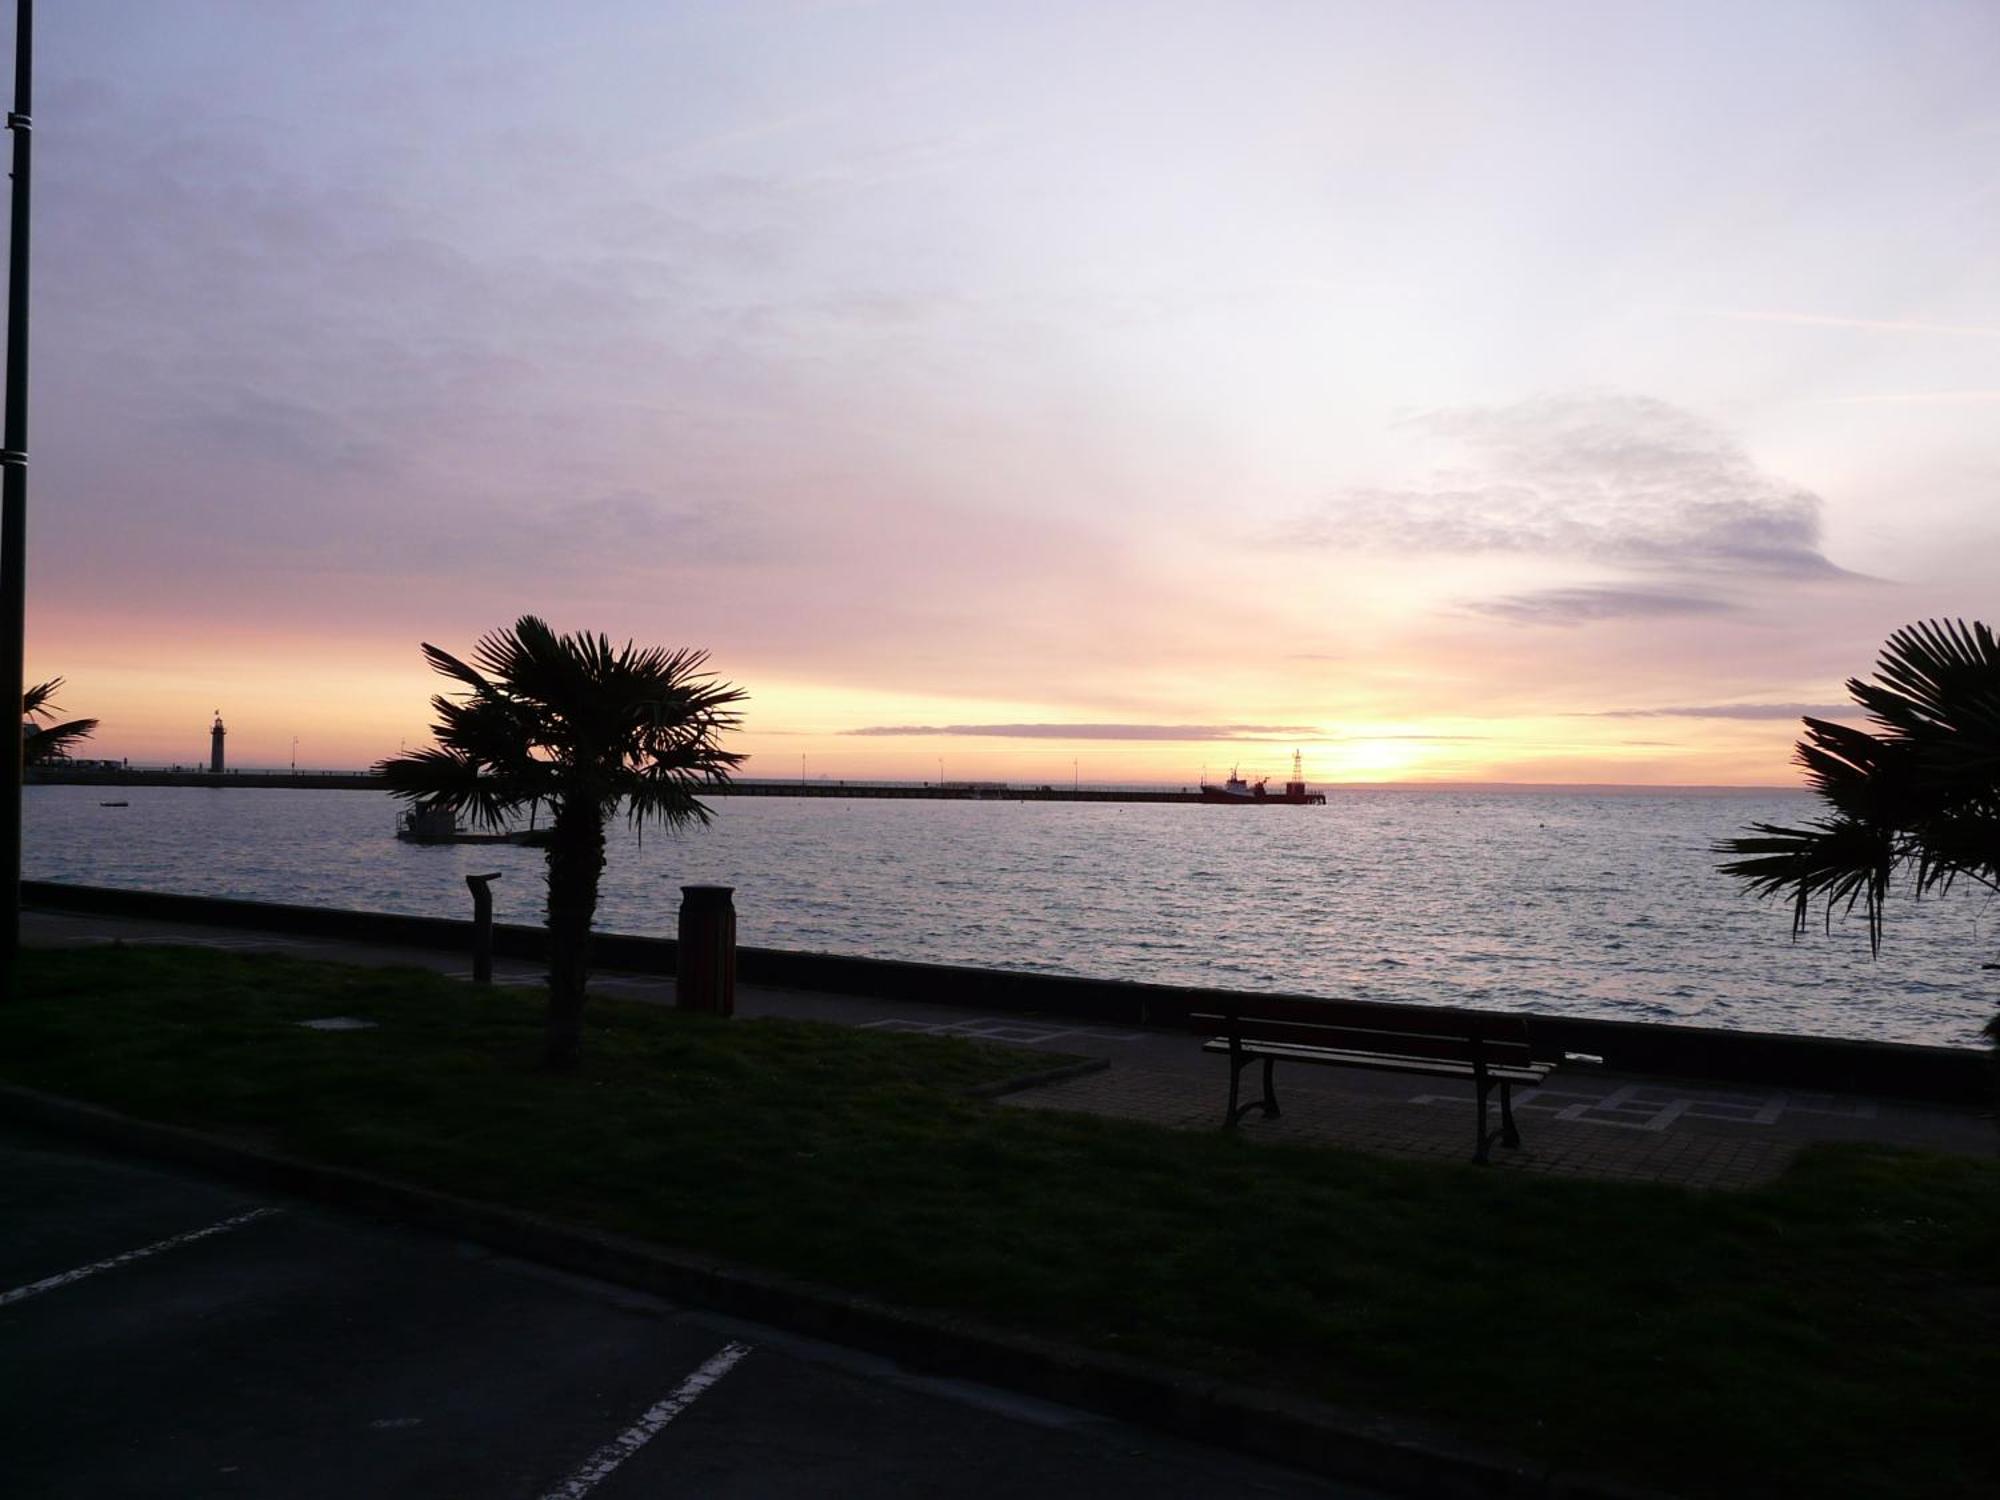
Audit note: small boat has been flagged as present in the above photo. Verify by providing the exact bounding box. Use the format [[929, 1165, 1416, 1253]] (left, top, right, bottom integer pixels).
[[396, 807, 551, 846], [1198, 751, 1326, 806], [99, 800, 129, 808]]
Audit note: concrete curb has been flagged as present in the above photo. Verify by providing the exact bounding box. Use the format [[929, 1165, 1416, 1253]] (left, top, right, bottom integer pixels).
[[0, 1083, 1671, 1500]]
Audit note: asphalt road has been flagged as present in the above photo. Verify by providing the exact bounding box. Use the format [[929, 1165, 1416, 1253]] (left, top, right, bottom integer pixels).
[[0, 1129, 1382, 1499]]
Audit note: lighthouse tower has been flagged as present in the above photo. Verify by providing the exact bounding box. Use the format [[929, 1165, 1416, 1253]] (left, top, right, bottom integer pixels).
[[210, 712, 226, 774]]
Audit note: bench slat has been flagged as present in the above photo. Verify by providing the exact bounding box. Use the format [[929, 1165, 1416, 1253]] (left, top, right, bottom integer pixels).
[[1202, 1036, 1550, 1083], [1196, 1018, 1538, 1068], [1187, 994, 1531, 1042]]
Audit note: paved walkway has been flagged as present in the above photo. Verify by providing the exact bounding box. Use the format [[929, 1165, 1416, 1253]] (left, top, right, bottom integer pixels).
[[24, 907, 1996, 1191]]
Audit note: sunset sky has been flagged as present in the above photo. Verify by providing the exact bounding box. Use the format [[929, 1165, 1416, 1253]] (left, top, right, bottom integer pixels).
[[19, 1, 1998, 783]]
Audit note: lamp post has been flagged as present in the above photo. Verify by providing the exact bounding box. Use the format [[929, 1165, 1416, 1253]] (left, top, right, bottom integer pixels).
[[0, 1, 34, 980]]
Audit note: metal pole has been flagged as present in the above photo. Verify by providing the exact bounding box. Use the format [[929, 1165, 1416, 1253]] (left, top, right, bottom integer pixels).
[[0, 0, 33, 981], [466, 873, 502, 985]]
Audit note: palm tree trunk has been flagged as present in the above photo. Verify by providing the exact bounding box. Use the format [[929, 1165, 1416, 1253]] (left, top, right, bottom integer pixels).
[[542, 798, 605, 1070]]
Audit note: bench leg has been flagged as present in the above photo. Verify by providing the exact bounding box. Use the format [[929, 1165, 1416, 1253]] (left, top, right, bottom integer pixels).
[[1500, 1080, 1521, 1149], [1474, 1077, 1493, 1165], [1224, 1055, 1281, 1128]]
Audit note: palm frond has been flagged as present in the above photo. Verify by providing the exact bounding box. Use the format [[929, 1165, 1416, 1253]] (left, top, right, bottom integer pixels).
[[1908, 806, 2000, 899], [1791, 718, 1899, 819], [419, 643, 495, 699], [1864, 619, 1999, 729], [24, 717, 100, 766], [22, 678, 63, 721], [383, 617, 746, 832], [1717, 817, 1896, 950], [1848, 619, 2000, 771], [375, 746, 528, 830], [1721, 617, 2000, 957]]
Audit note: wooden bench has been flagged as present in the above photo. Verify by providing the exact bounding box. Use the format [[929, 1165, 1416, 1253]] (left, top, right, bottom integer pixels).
[[1190, 995, 1557, 1164]]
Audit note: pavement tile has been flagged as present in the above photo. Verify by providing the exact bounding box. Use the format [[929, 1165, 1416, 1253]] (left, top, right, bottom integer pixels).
[[1002, 1066, 1881, 1189]]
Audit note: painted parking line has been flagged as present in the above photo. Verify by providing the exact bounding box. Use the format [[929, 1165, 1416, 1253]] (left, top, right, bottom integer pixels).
[[0, 1206, 283, 1310], [539, 1341, 753, 1500]]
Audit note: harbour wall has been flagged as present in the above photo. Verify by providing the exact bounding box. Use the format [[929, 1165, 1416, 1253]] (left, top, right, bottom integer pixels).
[[26, 881, 1992, 1106], [29, 769, 1211, 803]]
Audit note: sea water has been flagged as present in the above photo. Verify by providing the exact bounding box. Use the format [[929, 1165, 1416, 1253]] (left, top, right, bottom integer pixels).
[[24, 784, 1998, 1048]]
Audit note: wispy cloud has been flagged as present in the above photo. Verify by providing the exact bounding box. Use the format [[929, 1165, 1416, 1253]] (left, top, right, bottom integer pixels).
[[843, 723, 1320, 740], [1578, 702, 1856, 720], [1463, 586, 1736, 626], [1289, 394, 1852, 584]]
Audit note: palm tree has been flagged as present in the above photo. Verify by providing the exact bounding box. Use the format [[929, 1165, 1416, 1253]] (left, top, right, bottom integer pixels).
[[377, 617, 745, 1069], [22, 678, 98, 767], [1718, 620, 2000, 978]]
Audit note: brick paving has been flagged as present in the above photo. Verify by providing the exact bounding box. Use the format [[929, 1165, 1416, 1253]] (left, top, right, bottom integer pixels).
[[1001, 1062, 1991, 1190]]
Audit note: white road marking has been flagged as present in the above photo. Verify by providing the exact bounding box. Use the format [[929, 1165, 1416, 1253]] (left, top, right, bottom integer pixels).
[[539, 1341, 752, 1500], [0, 1207, 283, 1309]]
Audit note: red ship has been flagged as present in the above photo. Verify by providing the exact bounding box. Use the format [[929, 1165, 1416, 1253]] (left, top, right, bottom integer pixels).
[[1198, 750, 1326, 805]]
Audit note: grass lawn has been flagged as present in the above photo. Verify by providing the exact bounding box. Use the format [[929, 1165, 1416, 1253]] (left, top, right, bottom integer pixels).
[[6, 945, 1996, 1499]]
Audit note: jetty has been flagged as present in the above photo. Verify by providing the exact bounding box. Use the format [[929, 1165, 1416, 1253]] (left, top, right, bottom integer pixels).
[[24, 767, 1318, 806]]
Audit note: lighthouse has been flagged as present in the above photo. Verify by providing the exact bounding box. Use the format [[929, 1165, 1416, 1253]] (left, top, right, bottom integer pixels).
[[210, 712, 226, 774]]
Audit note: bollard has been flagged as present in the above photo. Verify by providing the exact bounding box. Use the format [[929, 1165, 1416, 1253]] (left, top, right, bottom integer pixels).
[[465, 872, 503, 984], [676, 884, 737, 1015]]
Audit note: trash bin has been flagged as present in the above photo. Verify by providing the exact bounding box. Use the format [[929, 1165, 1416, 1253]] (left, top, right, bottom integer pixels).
[[677, 884, 736, 1015]]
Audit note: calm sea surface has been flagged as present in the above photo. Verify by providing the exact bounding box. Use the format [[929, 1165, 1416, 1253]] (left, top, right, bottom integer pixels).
[[24, 785, 1998, 1048]]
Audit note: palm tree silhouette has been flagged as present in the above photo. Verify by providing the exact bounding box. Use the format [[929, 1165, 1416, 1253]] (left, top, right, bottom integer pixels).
[[22, 678, 98, 768], [378, 617, 745, 1069], [1718, 619, 1999, 967]]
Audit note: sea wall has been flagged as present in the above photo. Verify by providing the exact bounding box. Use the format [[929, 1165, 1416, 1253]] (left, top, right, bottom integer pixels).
[[26, 769, 1203, 801], [25, 880, 1992, 1106]]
